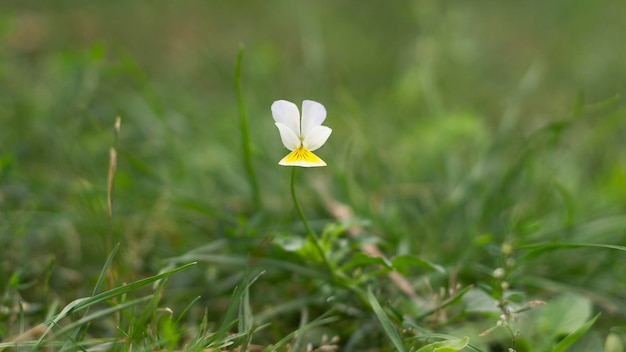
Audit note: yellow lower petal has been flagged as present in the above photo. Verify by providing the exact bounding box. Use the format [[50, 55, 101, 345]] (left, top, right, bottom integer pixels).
[[279, 148, 327, 167]]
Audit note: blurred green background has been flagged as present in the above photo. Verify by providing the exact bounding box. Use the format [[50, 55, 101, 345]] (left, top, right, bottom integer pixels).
[[1, 0, 626, 350]]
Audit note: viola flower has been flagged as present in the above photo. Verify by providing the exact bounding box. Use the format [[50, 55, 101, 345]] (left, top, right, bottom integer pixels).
[[272, 100, 332, 167]]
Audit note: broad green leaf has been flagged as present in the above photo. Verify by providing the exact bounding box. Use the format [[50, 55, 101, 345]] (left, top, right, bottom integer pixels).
[[538, 293, 592, 337], [341, 252, 392, 271], [462, 288, 499, 314], [391, 254, 445, 274], [416, 336, 470, 352], [406, 332, 485, 352], [605, 333, 624, 352], [273, 233, 305, 252]]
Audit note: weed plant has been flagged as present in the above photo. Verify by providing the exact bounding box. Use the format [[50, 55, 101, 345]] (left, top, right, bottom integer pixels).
[[1, 1, 626, 351]]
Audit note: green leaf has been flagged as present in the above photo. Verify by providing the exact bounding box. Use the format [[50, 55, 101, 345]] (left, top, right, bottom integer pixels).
[[367, 288, 406, 352], [342, 252, 392, 271], [462, 288, 499, 314], [553, 313, 600, 352], [273, 233, 306, 252], [416, 336, 470, 352], [538, 293, 592, 337], [391, 254, 445, 274], [605, 333, 625, 352], [408, 333, 484, 352]]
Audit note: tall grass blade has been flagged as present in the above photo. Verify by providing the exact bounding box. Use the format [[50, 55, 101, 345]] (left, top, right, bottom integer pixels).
[[65, 243, 120, 345], [93, 243, 120, 296], [367, 288, 406, 352], [237, 270, 256, 351], [211, 269, 263, 347], [234, 45, 261, 210]]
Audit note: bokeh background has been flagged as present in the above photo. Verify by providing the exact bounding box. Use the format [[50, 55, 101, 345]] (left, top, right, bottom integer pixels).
[[1, 0, 626, 350]]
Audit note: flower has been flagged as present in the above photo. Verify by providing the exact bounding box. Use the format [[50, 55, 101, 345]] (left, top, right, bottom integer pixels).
[[272, 100, 332, 167]]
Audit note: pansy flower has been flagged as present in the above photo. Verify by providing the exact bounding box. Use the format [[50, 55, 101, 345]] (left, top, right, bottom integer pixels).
[[272, 100, 332, 167]]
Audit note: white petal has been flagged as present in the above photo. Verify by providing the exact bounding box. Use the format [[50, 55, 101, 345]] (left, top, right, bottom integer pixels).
[[279, 159, 327, 167], [271, 100, 301, 136], [303, 125, 331, 152], [301, 100, 326, 137], [275, 122, 301, 150]]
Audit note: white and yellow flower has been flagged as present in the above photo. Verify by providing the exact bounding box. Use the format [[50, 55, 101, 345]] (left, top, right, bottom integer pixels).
[[272, 100, 332, 167]]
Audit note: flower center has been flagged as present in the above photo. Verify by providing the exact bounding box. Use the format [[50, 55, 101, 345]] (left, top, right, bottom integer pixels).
[[283, 147, 324, 165]]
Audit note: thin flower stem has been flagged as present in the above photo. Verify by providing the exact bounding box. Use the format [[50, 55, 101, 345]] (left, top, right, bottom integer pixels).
[[289, 169, 372, 308], [290, 167, 336, 277]]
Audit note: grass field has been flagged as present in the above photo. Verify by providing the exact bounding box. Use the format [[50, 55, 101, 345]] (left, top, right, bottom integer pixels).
[[1, 1, 626, 351]]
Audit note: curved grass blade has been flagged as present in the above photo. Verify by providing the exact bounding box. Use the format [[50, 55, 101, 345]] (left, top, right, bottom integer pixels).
[[521, 242, 626, 260], [55, 296, 152, 339], [35, 262, 196, 346]]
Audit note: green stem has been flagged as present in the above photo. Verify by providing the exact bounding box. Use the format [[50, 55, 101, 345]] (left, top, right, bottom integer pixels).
[[290, 167, 335, 277], [289, 169, 372, 308]]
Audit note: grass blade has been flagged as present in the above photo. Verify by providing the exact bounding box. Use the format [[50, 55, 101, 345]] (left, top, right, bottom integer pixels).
[[553, 313, 600, 352], [367, 288, 406, 352], [212, 269, 264, 347], [55, 296, 153, 338], [36, 262, 196, 345], [263, 315, 340, 352], [93, 243, 120, 296], [234, 45, 261, 210], [522, 242, 626, 259]]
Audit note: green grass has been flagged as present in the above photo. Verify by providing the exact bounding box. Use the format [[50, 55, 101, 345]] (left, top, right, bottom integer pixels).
[[1, 1, 626, 351]]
